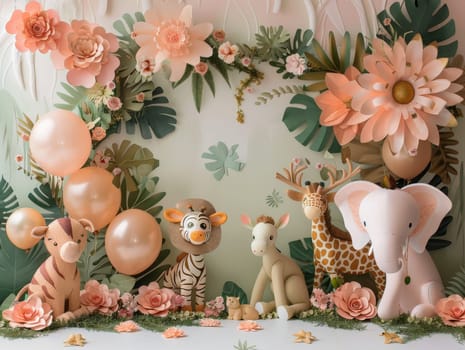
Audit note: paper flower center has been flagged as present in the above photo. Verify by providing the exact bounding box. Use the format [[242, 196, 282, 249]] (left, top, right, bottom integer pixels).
[[156, 20, 191, 57], [392, 80, 415, 104]]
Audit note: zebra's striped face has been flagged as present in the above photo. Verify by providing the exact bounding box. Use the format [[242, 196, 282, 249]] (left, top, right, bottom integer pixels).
[[180, 211, 212, 245]]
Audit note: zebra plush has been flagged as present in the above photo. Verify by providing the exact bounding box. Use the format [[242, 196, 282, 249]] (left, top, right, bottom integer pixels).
[[14, 217, 94, 322], [163, 199, 227, 311]]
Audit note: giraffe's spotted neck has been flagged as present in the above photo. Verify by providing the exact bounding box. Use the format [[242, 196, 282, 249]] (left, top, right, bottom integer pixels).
[[311, 215, 330, 242]]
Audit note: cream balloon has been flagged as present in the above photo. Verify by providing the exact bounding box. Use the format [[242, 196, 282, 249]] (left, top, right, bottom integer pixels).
[[382, 140, 432, 180], [6, 208, 45, 250], [63, 167, 121, 231], [29, 110, 91, 177], [105, 209, 163, 275]]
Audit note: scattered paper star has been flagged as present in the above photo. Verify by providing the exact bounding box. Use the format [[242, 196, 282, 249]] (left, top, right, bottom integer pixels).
[[294, 330, 317, 344], [64, 333, 87, 346], [381, 331, 403, 344]]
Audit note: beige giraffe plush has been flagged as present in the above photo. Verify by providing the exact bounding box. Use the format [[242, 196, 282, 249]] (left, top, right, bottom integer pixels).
[[276, 159, 385, 298]]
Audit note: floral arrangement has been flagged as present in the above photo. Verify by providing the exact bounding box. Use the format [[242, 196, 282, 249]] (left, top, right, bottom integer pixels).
[[1, 0, 465, 343]]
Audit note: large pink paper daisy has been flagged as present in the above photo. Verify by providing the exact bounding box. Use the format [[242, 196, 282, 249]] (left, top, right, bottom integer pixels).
[[352, 35, 462, 153], [133, 3, 213, 82]]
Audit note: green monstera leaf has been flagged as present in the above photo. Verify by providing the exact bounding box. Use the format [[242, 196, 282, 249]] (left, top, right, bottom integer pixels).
[[282, 94, 341, 153], [288, 237, 332, 294], [202, 142, 245, 181], [377, 0, 457, 58]]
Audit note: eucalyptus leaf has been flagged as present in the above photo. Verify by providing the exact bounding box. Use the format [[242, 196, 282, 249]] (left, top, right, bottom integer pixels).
[[192, 72, 203, 113], [282, 94, 341, 153], [222, 281, 248, 304]]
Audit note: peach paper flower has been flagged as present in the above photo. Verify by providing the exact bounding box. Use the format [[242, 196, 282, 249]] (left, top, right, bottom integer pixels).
[[51, 20, 120, 88], [114, 320, 140, 333], [212, 29, 226, 43], [315, 66, 368, 145], [218, 41, 239, 64], [80, 280, 120, 316], [136, 282, 177, 317], [91, 126, 106, 141], [435, 294, 465, 327], [5, 0, 70, 54], [2, 295, 53, 330], [133, 3, 213, 82], [237, 320, 263, 332], [162, 327, 186, 339], [333, 281, 377, 320], [199, 318, 222, 327], [352, 35, 463, 153]]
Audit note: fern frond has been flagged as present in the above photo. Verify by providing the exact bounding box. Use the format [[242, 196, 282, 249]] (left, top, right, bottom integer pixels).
[[445, 265, 465, 297], [255, 85, 306, 105]]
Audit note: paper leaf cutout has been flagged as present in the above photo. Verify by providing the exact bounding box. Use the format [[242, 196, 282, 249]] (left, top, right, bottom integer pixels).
[[202, 142, 245, 181], [282, 94, 341, 153], [377, 0, 457, 58], [78, 233, 114, 288], [27, 183, 64, 223], [222, 281, 248, 305], [101, 273, 136, 294], [265, 189, 283, 208], [0, 177, 18, 227], [133, 246, 170, 289]]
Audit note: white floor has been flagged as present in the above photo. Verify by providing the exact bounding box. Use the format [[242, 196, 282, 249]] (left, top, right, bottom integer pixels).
[[0, 319, 463, 349]]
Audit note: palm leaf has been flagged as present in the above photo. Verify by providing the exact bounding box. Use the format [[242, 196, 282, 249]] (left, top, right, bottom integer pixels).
[[125, 87, 177, 139], [77, 233, 114, 288], [222, 281, 248, 305], [55, 82, 88, 111], [289, 237, 332, 294], [377, 0, 457, 58], [112, 12, 145, 52], [0, 177, 19, 229], [27, 183, 63, 223], [282, 94, 340, 153], [120, 175, 165, 218], [445, 265, 465, 297], [430, 129, 459, 184]]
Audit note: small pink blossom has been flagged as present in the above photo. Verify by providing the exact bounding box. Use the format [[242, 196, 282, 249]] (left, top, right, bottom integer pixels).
[[218, 41, 239, 64], [199, 318, 222, 327], [51, 20, 120, 88], [92, 150, 111, 169], [310, 288, 334, 311], [118, 292, 138, 319], [112, 167, 122, 176], [204, 296, 225, 317], [246, 87, 254, 94], [241, 56, 251, 67], [333, 281, 377, 320], [106, 96, 122, 111], [136, 92, 146, 102], [315, 162, 324, 170], [5, 1, 70, 54], [136, 56, 157, 77], [285, 53, 306, 76], [2, 295, 53, 331], [212, 29, 226, 42], [435, 294, 465, 327], [106, 81, 116, 90], [91, 126, 106, 141], [21, 133, 30, 142], [80, 280, 120, 316], [194, 62, 209, 76], [15, 154, 24, 163], [383, 17, 392, 26], [136, 282, 177, 317]]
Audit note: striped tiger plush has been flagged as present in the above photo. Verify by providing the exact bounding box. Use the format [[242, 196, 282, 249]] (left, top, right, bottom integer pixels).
[[163, 204, 227, 311], [15, 217, 94, 322]]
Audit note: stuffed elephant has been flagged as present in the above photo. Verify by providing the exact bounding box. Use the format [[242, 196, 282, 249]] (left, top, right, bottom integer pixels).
[[334, 181, 451, 320]]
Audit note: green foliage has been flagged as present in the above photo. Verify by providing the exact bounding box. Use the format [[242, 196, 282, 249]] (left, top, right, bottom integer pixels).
[[288, 237, 332, 294], [0, 294, 15, 314], [445, 265, 465, 297], [101, 273, 136, 294], [300, 308, 366, 330], [377, 0, 457, 58], [202, 142, 245, 181], [77, 234, 114, 288], [255, 25, 290, 61], [0, 177, 18, 228], [265, 189, 284, 208], [113, 12, 145, 54], [27, 183, 64, 223], [126, 87, 177, 139], [54, 83, 88, 111], [234, 340, 257, 350], [222, 281, 248, 305], [282, 94, 341, 153], [254, 84, 306, 105], [133, 245, 170, 289]]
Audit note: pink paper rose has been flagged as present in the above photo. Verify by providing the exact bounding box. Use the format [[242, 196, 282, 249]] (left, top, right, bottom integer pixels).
[[80, 280, 120, 316], [2, 295, 53, 330], [212, 29, 226, 43], [333, 281, 377, 320], [106, 96, 122, 111], [5, 0, 70, 54], [51, 20, 120, 88], [435, 294, 465, 327], [91, 126, 106, 141], [136, 282, 178, 317], [285, 53, 306, 76], [133, 3, 213, 82], [218, 41, 238, 64]]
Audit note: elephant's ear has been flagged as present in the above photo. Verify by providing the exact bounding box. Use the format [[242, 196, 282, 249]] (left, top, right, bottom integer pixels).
[[334, 181, 380, 250], [402, 183, 452, 253]]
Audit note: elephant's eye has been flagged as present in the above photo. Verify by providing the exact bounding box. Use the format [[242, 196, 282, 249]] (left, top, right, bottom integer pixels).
[[363, 221, 367, 227], [252, 235, 255, 240], [408, 222, 413, 228], [269, 235, 273, 240]]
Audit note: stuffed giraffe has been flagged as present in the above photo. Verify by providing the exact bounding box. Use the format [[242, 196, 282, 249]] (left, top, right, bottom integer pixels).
[[276, 159, 385, 298], [14, 217, 94, 322]]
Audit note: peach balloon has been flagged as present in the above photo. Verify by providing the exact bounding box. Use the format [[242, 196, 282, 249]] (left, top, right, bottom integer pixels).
[[105, 209, 162, 275], [382, 140, 432, 180], [63, 167, 121, 231], [6, 208, 45, 250], [29, 110, 91, 177]]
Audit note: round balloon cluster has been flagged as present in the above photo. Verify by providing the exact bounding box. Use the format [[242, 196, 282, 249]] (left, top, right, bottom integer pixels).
[[5, 109, 163, 275]]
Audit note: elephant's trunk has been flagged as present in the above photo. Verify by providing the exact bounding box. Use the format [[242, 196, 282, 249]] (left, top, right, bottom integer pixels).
[[371, 235, 405, 274]]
